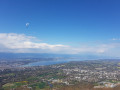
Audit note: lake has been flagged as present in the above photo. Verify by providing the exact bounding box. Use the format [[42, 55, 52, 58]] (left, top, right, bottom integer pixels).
[[23, 60, 70, 67]]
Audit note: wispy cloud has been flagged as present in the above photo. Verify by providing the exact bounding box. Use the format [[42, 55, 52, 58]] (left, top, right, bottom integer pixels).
[[112, 38, 120, 41], [0, 33, 120, 57], [0, 33, 70, 53]]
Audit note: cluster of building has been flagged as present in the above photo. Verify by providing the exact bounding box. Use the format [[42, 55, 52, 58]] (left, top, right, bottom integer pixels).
[[49, 61, 120, 87]]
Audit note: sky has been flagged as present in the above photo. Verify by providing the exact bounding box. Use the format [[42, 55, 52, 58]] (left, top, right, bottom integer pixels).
[[0, 0, 120, 57]]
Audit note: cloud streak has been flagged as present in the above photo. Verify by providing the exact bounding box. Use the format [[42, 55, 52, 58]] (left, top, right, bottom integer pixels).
[[112, 38, 120, 41], [0, 33, 120, 57], [0, 33, 69, 53]]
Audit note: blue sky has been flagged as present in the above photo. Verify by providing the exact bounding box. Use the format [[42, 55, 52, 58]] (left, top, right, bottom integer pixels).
[[0, 0, 120, 57]]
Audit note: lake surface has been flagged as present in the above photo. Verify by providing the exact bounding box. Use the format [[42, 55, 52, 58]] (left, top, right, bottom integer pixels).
[[22, 58, 88, 67], [23, 60, 70, 67]]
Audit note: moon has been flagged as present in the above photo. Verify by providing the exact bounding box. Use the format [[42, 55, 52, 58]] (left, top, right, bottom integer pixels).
[[26, 23, 30, 28]]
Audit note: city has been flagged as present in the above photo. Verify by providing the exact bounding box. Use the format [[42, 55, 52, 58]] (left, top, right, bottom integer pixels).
[[1, 59, 120, 90]]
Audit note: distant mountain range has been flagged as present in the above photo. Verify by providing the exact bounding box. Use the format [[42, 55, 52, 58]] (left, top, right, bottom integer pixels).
[[0, 53, 117, 60]]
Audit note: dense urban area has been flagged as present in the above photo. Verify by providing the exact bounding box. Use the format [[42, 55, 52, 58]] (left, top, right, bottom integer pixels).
[[1, 58, 120, 90]]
